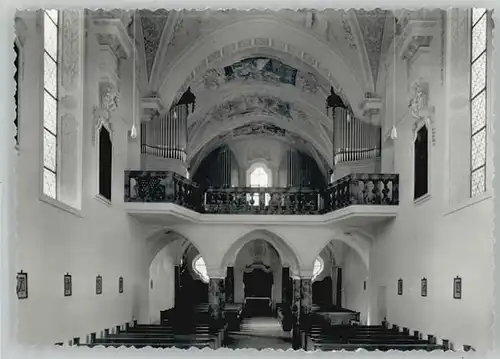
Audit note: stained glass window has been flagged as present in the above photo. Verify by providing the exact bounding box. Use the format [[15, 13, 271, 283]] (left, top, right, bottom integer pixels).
[[470, 8, 488, 197], [193, 256, 209, 283], [312, 257, 324, 282], [43, 10, 60, 199], [248, 165, 271, 206]]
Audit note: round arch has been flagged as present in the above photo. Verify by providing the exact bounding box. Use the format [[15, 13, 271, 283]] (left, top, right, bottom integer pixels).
[[155, 17, 367, 119], [220, 228, 301, 276], [187, 115, 333, 172], [186, 82, 332, 137], [308, 232, 371, 271], [144, 228, 210, 268], [172, 45, 334, 103]]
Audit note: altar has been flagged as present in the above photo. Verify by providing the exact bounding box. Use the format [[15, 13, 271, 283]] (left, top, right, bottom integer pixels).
[[243, 297, 272, 317]]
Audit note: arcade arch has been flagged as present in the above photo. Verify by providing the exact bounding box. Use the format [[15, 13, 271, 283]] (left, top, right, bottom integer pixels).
[[220, 228, 301, 277]]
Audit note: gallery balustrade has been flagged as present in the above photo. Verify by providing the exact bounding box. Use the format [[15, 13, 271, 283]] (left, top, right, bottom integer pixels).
[[124, 171, 399, 214]]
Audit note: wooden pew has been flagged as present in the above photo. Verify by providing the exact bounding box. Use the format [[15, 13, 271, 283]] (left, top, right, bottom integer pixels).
[[79, 342, 213, 349], [313, 343, 445, 351]]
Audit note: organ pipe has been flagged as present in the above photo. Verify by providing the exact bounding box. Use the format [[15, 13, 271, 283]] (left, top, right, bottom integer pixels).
[[140, 103, 189, 162], [333, 107, 381, 165]]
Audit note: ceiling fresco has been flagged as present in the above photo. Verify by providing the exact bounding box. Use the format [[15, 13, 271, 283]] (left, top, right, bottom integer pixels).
[[90, 9, 399, 170]]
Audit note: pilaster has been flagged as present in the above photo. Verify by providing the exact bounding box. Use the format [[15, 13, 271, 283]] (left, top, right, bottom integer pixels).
[[89, 13, 133, 145]]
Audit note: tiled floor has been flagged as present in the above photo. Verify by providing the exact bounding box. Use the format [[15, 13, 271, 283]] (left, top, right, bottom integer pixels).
[[226, 317, 293, 350]]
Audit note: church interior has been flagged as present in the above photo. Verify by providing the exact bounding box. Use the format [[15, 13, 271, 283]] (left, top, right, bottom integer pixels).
[[10, 8, 494, 352]]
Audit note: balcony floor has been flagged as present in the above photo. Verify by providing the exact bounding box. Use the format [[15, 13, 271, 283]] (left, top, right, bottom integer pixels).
[[124, 202, 398, 227]]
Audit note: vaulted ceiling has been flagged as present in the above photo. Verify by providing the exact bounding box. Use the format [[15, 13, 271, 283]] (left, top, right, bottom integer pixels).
[[129, 9, 395, 170]]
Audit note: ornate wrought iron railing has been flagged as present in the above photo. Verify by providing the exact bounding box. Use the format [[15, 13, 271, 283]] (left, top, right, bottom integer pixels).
[[124, 170, 202, 211], [124, 171, 399, 215], [204, 187, 321, 215]]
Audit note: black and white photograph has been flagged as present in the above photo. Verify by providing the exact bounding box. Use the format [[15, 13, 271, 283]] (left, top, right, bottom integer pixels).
[[8, 4, 496, 355]]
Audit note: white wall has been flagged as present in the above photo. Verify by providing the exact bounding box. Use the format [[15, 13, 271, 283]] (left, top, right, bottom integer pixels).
[[342, 246, 368, 323], [333, 158, 381, 180], [148, 246, 176, 324], [233, 240, 282, 304], [15, 12, 147, 345], [370, 10, 494, 351], [227, 136, 288, 186]]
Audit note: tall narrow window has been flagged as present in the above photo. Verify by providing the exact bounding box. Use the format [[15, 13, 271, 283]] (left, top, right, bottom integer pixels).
[[470, 8, 488, 197], [414, 126, 429, 200], [42, 10, 60, 199], [248, 164, 271, 206], [98, 126, 112, 201], [14, 41, 20, 145]]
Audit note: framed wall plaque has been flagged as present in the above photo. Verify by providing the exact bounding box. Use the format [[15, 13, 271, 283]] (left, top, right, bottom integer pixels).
[[397, 278, 403, 295], [421, 277, 427, 297], [96, 275, 102, 295], [453, 276, 462, 299], [64, 273, 72, 297], [119, 276, 123, 293], [16, 271, 28, 299]]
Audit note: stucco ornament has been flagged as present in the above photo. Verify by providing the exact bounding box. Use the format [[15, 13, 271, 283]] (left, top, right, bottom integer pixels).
[[92, 84, 119, 144], [101, 84, 120, 112], [408, 81, 429, 119], [61, 10, 81, 91]]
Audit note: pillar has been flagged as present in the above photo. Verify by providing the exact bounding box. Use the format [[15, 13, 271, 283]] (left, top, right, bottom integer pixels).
[[336, 267, 343, 308], [291, 278, 301, 350], [208, 278, 225, 333], [225, 267, 234, 304], [281, 268, 291, 306], [174, 265, 180, 308], [300, 278, 312, 332]]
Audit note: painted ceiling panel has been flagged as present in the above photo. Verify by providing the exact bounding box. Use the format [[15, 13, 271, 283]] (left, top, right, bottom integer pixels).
[[139, 9, 170, 80], [354, 9, 389, 86]]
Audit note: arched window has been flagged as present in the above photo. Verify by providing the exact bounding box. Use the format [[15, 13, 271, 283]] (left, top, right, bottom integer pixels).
[[98, 126, 112, 201], [247, 163, 271, 206], [193, 255, 209, 283], [312, 257, 324, 282], [42, 10, 60, 199], [413, 125, 429, 200], [470, 8, 489, 197], [14, 41, 20, 146]]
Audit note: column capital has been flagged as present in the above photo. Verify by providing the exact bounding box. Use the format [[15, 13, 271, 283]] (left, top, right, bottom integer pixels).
[[90, 14, 133, 60], [396, 20, 437, 62], [141, 95, 164, 122], [207, 267, 226, 279], [291, 270, 314, 280], [360, 95, 383, 125]]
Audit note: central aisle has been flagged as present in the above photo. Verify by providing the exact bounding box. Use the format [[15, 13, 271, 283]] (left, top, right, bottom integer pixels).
[[226, 317, 293, 350]]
